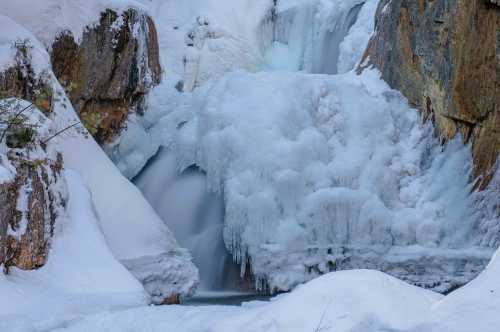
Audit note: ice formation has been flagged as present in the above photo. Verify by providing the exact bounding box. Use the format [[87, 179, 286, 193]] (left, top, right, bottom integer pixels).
[[135, 149, 241, 291], [132, 0, 498, 293]]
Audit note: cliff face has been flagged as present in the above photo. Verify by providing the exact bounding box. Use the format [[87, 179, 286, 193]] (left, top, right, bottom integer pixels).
[[361, 0, 499, 188], [51, 8, 161, 144]]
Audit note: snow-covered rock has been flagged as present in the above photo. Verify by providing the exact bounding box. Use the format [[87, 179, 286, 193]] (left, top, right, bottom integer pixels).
[[0, 12, 198, 305]]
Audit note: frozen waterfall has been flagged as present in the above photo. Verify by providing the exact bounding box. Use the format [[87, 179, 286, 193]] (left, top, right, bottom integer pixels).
[[124, 0, 498, 296], [134, 149, 241, 292], [261, 0, 368, 74]]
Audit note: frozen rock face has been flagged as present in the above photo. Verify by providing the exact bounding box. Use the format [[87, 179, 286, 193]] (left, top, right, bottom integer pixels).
[[360, 0, 500, 189], [51, 8, 161, 144]]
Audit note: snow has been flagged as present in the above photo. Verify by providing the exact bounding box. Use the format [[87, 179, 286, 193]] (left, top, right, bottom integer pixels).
[[0, 15, 51, 74], [50, 59, 199, 303], [1, 0, 500, 331], [0, 170, 147, 331], [0, 153, 16, 184], [51, 269, 443, 332], [414, 247, 500, 332], [0, 12, 199, 304], [0, 0, 147, 46], [28, 247, 500, 332]]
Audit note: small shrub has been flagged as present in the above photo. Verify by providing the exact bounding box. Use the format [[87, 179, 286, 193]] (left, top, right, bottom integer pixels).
[[80, 111, 102, 136]]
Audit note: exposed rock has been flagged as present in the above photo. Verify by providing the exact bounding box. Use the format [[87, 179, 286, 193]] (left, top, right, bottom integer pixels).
[[360, 0, 500, 189], [51, 8, 161, 144], [0, 41, 68, 272], [0, 149, 66, 271], [0, 40, 53, 114]]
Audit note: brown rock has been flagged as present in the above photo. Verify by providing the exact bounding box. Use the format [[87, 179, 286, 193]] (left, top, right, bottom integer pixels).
[[0, 41, 53, 114], [0, 150, 66, 272], [161, 294, 180, 305], [360, 0, 500, 189], [51, 9, 162, 144]]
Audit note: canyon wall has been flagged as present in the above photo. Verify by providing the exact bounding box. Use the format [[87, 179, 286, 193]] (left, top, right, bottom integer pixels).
[[361, 0, 499, 189]]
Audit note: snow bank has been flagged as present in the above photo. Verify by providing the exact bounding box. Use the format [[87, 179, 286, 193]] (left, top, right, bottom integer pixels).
[[41, 248, 500, 332], [48, 46, 199, 303], [0, 170, 147, 331], [52, 269, 443, 332], [417, 247, 500, 332]]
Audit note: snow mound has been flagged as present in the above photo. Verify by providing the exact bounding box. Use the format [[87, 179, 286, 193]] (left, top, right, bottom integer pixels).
[[0, 170, 147, 331], [51, 269, 442, 332]]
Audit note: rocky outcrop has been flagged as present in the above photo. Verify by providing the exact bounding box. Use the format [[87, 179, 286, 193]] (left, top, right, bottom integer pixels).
[[360, 0, 499, 189], [51, 8, 161, 144], [0, 42, 67, 272], [0, 41, 53, 114]]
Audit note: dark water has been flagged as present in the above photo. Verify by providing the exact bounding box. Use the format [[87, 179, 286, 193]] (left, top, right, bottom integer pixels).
[[182, 292, 271, 306]]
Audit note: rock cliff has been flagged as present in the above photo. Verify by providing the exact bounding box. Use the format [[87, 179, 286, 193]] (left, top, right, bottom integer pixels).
[[360, 0, 499, 189]]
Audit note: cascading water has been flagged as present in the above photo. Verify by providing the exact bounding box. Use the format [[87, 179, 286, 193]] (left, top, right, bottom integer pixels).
[[260, 0, 366, 74], [134, 149, 240, 292]]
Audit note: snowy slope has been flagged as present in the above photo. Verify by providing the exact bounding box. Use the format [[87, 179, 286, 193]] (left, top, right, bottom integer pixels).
[[0, 11, 198, 305], [0, 171, 147, 331]]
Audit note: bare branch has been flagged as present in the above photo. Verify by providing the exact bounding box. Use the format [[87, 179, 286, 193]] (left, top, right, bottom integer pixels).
[[42, 122, 80, 144]]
